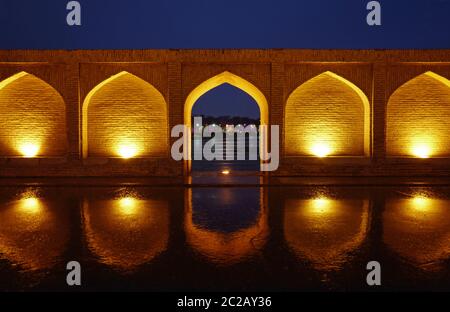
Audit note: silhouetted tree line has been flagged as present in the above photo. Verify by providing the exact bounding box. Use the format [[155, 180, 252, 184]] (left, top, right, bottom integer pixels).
[[192, 115, 260, 127]]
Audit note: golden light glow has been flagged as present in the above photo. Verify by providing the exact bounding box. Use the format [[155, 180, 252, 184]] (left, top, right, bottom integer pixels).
[[19, 142, 40, 157], [411, 144, 431, 158], [82, 71, 168, 158], [20, 196, 41, 214], [311, 143, 331, 157], [117, 196, 138, 215], [408, 194, 437, 213], [410, 195, 432, 212], [387, 72, 450, 157], [83, 197, 169, 270], [221, 169, 230, 175], [383, 194, 450, 271], [117, 144, 138, 159], [284, 198, 369, 271], [311, 197, 331, 213], [0, 72, 67, 157], [0, 192, 69, 271], [390, 193, 439, 219], [285, 71, 371, 157]]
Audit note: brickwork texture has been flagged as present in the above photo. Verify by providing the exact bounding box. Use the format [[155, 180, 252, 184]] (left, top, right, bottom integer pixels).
[[0, 49, 449, 177]]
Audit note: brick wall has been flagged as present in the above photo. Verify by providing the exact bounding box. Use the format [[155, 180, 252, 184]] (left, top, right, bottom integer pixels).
[[285, 72, 367, 156], [387, 72, 450, 157], [0, 72, 67, 156], [0, 49, 449, 177], [84, 71, 168, 158]]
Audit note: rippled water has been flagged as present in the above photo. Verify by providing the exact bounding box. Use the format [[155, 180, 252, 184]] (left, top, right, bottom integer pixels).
[[1, 184, 450, 291]]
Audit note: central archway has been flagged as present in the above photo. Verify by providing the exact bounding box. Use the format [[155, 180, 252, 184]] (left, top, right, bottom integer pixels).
[[184, 71, 269, 173]]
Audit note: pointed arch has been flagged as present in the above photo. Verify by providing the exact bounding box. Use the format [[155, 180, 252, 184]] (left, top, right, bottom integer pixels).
[[384, 196, 450, 268], [184, 71, 268, 126], [387, 71, 450, 157], [285, 71, 370, 156], [82, 71, 168, 158], [184, 71, 269, 172], [0, 71, 67, 156]]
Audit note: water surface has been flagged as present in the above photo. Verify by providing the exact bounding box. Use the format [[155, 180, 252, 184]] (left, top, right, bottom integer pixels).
[[1, 184, 450, 291]]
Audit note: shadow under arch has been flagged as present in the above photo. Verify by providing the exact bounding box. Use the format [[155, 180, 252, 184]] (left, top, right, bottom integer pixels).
[[82, 71, 168, 158], [386, 71, 450, 157], [0, 71, 67, 156], [184, 71, 269, 173], [285, 71, 370, 156]]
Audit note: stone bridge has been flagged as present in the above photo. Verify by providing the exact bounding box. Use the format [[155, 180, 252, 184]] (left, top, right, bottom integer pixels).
[[0, 49, 449, 177]]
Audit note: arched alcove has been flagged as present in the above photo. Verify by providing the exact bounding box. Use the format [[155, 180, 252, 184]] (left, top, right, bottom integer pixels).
[[82, 71, 168, 158], [185, 71, 268, 126], [184, 71, 269, 172], [0, 72, 67, 157], [387, 71, 450, 158], [285, 71, 370, 157]]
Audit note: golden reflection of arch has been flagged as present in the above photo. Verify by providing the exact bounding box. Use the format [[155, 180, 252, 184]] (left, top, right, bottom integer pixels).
[[184, 188, 268, 266], [383, 195, 450, 271], [285, 71, 370, 156], [0, 192, 69, 271], [83, 196, 169, 271], [283, 197, 369, 271]]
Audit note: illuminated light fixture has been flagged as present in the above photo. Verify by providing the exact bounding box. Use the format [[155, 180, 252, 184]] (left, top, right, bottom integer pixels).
[[117, 144, 138, 159], [19, 143, 39, 158], [311, 143, 331, 158], [118, 196, 137, 215], [411, 144, 431, 159], [221, 169, 230, 175], [20, 197, 41, 214]]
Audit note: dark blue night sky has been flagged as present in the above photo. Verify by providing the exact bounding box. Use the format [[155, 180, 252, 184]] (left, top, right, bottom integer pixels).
[[192, 84, 260, 119], [1, 0, 450, 49], [1, 0, 449, 118]]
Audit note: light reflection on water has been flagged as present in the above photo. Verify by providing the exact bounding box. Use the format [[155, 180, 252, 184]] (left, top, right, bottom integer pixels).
[[284, 197, 369, 271], [0, 185, 450, 290], [82, 191, 170, 271], [383, 190, 450, 271], [0, 189, 69, 272]]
